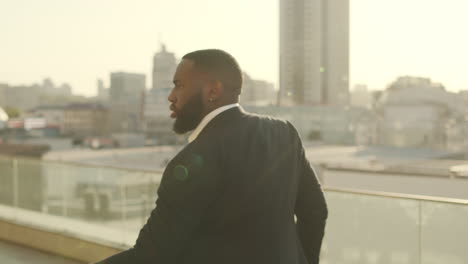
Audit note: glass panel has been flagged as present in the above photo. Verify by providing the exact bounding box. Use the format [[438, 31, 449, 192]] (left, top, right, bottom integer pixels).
[[322, 191, 420, 264], [42, 161, 67, 216], [66, 163, 99, 220], [0, 156, 14, 206], [121, 170, 146, 244], [421, 201, 468, 264], [16, 158, 43, 212]]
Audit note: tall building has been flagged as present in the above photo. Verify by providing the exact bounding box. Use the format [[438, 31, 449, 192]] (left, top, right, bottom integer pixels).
[[97, 79, 109, 102], [109, 72, 146, 133], [152, 44, 177, 90], [146, 43, 177, 123], [279, 0, 349, 106], [144, 44, 186, 144]]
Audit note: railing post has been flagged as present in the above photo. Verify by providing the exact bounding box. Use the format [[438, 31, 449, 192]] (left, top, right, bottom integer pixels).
[[62, 164, 68, 217], [12, 158, 18, 207], [120, 177, 127, 228], [418, 201, 422, 264]]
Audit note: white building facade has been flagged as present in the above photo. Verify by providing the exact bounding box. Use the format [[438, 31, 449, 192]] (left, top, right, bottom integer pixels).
[[376, 76, 466, 151]]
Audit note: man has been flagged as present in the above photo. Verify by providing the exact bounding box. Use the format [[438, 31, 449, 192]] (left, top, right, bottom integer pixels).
[[98, 49, 328, 264]]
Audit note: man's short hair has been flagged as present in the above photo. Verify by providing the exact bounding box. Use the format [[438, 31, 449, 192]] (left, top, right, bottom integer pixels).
[[182, 49, 243, 94]]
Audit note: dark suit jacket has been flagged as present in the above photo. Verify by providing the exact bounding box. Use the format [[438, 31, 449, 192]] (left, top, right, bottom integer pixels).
[[99, 106, 328, 264]]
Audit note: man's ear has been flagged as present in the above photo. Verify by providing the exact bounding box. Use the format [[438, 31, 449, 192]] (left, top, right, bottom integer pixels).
[[208, 80, 224, 101]]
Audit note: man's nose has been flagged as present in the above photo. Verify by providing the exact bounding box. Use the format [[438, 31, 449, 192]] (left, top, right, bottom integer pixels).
[[168, 89, 175, 103]]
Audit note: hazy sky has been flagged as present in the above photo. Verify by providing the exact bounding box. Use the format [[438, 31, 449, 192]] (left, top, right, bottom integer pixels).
[[1, 0, 468, 96]]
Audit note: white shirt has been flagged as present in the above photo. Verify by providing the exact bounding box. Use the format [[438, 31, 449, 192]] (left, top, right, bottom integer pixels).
[[188, 103, 239, 143]]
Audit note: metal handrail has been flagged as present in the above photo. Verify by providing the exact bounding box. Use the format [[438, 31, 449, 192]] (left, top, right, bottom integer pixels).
[[324, 186, 468, 205], [0, 154, 164, 174]]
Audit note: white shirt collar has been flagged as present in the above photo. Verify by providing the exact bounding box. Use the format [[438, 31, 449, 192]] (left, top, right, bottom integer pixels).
[[188, 103, 239, 143]]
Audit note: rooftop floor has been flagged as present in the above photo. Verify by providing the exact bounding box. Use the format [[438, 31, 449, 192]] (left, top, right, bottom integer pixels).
[[0, 240, 83, 264]]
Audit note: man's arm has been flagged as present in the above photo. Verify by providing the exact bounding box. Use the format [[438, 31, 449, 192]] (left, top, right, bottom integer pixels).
[[97, 150, 220, 264], [290, 123, 328, 264]]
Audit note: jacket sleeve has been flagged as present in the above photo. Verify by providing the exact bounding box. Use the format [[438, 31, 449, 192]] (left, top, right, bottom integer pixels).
[[289, 122, 328, 264], [97, 148, 220, 264]]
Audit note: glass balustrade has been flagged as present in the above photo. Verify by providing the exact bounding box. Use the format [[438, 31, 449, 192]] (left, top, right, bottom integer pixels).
[[0, 155, 467, 263]]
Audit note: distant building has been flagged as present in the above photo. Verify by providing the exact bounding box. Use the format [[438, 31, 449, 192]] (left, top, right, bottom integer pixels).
[[3, 84, 41, 111], [458, 90, 468, 107], [350, 84, 373, 109], [152, 44, 177, 90], [0, 83, 7, 107], [0, 79, 73, 112], [41, 78, 55, 94], [240, 73, 276, 106], [63, 103, 109, 137], [244, 104, 375, 145], [147, 44, 178, 120], [57, 83, 72, 96], [459, 90, 468, 151], [96, 79, 109, 102], [40, 78, 72, 96], [144, 44, 185, 144], [109, 72, 146, 133], [279, 0, 349, 106], [375, 76, 466, 151], [27, 105, 66, 135]]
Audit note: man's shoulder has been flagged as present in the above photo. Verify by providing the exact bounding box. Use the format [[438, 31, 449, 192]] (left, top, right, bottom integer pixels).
[[244, 112, 301, 137], [241, 111, 291, 128], [198, 107, 298, 144]]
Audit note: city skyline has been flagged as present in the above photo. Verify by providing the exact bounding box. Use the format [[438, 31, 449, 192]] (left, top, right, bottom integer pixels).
[[2, 0, 468, 96]]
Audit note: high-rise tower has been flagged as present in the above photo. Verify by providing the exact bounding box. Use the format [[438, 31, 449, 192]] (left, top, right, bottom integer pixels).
[[279, 0, 349, 106]]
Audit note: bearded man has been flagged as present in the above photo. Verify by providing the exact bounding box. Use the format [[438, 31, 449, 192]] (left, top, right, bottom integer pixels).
[[97, 49, 328, 264]]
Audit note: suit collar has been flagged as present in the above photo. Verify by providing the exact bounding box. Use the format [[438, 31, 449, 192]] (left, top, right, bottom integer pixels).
[[188, 103, 239, 143], [188, 105, 245, 144]]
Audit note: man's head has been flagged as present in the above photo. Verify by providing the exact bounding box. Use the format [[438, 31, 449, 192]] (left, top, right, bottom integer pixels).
[[168, 49, 243, 134]]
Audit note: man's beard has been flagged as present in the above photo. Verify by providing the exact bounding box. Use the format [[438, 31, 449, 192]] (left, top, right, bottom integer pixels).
[[173, 92, 204, 134]]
